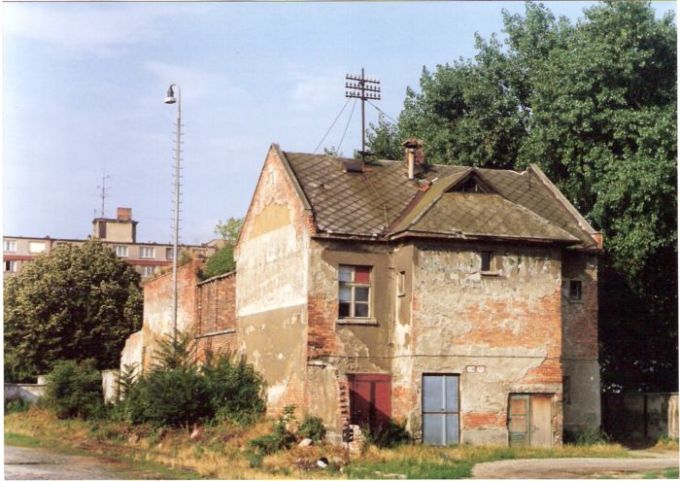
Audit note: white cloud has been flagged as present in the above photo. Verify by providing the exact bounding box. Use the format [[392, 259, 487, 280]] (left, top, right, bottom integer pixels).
[[4, 6, 170, 56]]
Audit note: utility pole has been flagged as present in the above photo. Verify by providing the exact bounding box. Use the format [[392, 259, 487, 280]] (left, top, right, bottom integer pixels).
[[97, 174, 111, 218], [345, 68, 381, 160]]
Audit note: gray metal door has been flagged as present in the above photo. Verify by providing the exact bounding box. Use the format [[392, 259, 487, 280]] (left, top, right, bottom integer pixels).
[[422, 374, 459, 445]]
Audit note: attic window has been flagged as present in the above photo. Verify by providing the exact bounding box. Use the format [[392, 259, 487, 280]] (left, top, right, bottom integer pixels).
[[480, 251, 502, 276], [457, 176, 486, 193]]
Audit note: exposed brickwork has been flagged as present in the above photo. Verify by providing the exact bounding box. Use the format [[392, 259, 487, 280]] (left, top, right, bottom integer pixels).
[[307, 295, 339, 359], [463, 412, 507, 429]]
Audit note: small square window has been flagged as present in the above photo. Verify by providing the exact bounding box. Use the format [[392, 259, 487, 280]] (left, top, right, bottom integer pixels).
[[569, 280, 582, 301], [141, 266, 157, 277], [338, 264, 371, 319], [166, 247, 174, 260], [115, 245, 129, 257], [140, 246, 155, 259], [4, 240, 17, 252]]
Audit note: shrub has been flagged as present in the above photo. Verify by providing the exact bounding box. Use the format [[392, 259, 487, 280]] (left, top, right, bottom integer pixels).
[[44, 359, 104, 419], [125, 367, 211, 427], [564, 426, 611, 445], [363, 419, 412, 448], [5, 398, 30, 414], [249, 405, 297, 455], [297, 415, 326, 442], [202, 354, 266, 425]]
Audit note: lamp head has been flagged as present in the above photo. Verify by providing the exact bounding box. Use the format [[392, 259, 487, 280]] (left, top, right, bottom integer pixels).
[[164, 85, 177, 104]]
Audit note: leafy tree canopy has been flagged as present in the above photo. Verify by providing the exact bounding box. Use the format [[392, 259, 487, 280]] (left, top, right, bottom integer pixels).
[[4, 241, 143, 382], [200, 216, 243, 279], [368, 1, 677, 391]]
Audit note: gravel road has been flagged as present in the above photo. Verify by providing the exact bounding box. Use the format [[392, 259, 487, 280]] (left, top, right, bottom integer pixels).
[[4, 445, 131, 480], [472, 453, 679, 479]]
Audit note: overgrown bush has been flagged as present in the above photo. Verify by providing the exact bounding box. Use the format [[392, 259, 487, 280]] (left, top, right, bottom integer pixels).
[[297, 415, 326, 442], [363, 419, 412, 448], [202, 353, 266, 425], [44, 359, 104, 419], [5, 398, 30, 414], [119, 333, 265, 428]]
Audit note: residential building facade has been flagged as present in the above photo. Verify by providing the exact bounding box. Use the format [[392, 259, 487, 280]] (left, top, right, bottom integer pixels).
[[3, 207, 218, 279], [121, 143, 601, 447]]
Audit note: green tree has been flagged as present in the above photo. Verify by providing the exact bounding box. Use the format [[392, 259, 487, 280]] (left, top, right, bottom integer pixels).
[[214, 217, 243, 244], [368, 1, 677, 391], [4, 241, 142, 382], [200, 217, 243, 280]]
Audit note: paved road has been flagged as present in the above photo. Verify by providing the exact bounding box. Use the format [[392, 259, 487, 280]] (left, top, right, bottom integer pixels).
[[6, 445, 136, 480], [472, 453, 680, 479]]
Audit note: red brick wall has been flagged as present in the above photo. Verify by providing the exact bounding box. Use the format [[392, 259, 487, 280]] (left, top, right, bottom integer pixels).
[[195, 273, 237, 363]]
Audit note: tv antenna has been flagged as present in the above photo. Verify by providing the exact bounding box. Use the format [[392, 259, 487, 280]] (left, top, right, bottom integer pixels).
[[345, 68, 381, 160], [97, 174, 111, 218]]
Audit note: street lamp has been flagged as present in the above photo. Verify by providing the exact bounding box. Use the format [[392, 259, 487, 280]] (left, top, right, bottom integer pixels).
[[164, 84, 181, 344]]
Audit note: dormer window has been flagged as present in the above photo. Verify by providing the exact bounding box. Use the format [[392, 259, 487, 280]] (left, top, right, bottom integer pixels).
[[458, 177, 487, 193]]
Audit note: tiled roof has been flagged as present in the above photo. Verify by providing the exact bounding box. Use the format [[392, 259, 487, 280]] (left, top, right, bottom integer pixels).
[[280, 151, 597, 249]]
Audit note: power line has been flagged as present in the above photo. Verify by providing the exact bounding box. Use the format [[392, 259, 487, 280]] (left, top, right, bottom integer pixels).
[[367, 100, 398, 124], [313, 97, 352, 154], [337, 98, 357, 154]]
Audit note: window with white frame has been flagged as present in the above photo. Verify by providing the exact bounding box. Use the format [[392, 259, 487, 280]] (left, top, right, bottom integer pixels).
[[166, 247, 174, 260], [338, 265, 371, 318], [28, 241, 45, 253], [141, 266, 156, 277], [114, 245, 128, 257], [4, 240, 16, 252], [140, 246, 155, 259], [4, 260, 18, 272]]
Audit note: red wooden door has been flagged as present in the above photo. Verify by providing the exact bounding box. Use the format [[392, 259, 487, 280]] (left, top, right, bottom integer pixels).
[[348, 374, 391, 434]]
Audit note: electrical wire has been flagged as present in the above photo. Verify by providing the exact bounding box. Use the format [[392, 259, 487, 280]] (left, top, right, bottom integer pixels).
[[367, 100, 399, 124], [313, 98, 352, 153], [336, 98, 357, 154]]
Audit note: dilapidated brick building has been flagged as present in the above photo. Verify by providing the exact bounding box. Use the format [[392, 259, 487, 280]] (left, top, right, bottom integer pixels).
[[235, 142, 601, 447], [122, 141, 601, 447]]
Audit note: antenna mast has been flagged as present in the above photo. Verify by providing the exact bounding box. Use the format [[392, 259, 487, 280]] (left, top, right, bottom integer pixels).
[[97, 174, 111, 217], [345, 68, 381, 160]]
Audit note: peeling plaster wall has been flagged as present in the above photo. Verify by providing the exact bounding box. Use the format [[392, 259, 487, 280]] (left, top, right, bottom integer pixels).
[[306, 239, 395, 438], [562, 252, 600, 433], [235, 148, 310, 413], [400, 242, 564, 445]]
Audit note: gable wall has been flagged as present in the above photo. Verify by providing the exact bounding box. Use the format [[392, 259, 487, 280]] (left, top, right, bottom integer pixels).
[[235, 148, 311, 413]]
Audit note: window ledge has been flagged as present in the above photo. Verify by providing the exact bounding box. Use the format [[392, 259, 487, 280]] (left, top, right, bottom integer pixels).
[[337, 318, 378, 326], [567, 299, 583, 304]]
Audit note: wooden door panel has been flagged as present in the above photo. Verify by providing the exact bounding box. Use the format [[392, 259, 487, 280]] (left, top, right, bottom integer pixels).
[[530, 395, 553, 447]]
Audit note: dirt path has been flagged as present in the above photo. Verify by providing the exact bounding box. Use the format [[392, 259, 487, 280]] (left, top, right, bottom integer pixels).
[[472, 452, 679, 479], [4, 445, 189, 480]]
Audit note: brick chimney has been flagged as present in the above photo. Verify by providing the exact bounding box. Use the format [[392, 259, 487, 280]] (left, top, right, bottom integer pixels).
[[117, 207, 132, 222], [403, 138, 425, 180]]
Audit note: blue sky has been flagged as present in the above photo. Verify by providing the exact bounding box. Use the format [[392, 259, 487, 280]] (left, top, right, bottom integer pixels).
[[3, 1, 676, 244]]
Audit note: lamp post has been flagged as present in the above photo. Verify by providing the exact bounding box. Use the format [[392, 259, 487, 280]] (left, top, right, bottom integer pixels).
[[164, 84, 181, 343]]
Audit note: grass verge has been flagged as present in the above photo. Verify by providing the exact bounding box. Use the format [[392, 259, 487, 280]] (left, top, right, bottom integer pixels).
[[5, 407, 632, 479]]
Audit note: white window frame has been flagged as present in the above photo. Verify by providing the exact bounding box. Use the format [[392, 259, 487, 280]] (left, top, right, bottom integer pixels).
[[140, 246, 155, 259], [28, 241, 45, 254], [141, 265, 156, 277], [4, 240, 17, 252], [338, 265, 372, 320], [115, 245, 129, 258], [4, 260, 18, 272]]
